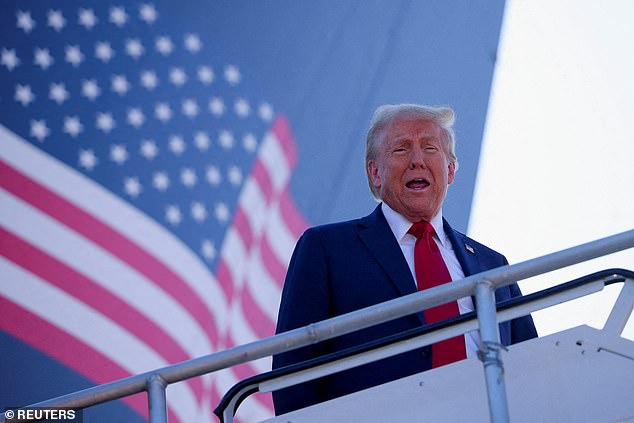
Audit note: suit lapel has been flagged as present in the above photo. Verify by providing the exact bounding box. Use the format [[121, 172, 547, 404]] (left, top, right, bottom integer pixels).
[[357, 205, 417, 298], [443, 218, 481, 277]]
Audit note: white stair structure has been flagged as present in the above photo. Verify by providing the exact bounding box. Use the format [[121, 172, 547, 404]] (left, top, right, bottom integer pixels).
[[215, 266, 634, 423], [262, 325, 634, 423]]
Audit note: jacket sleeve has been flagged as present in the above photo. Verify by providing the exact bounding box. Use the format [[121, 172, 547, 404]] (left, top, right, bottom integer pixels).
[[272, 228, 331, 415], [509, 281, 539, 343]]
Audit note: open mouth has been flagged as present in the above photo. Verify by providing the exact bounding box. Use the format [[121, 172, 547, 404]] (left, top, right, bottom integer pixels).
[[405, 178, 430, 190]]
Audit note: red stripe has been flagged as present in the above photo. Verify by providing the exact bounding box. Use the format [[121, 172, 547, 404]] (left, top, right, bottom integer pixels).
[[270, 115, 297, 168], [279, 188, 309, 237], [259, 234, 286, 286], [254, 392, 274, 415], [216, 260, 235, 301], [0, 159, 218, 345], [251, 159, 273, 203], [0, 227, 204, 401], [231, 362, 259, 384], [240, 285, 276, 340], [233, 208, 254, 250], [0, 297, 150, 420]]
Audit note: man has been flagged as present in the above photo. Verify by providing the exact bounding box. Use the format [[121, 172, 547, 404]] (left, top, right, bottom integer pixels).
[[272, 104, 537, 415]]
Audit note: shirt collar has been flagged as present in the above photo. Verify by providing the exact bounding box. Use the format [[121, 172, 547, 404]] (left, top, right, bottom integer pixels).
[[381, 202, 448, 247]]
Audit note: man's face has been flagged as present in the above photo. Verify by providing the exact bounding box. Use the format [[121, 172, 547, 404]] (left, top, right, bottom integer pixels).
[[367, 116, 455, 223]]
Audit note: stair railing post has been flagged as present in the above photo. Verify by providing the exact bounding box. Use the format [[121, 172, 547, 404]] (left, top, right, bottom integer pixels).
[[476, 279, 510, 423]]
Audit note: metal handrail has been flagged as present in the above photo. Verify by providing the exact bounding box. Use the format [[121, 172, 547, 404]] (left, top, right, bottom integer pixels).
[[2, 228, 634, 423], [214, 269, 634, 422]]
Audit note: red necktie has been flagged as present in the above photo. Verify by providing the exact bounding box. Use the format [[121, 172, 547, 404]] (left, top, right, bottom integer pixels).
[[409, 221, 466, 367]]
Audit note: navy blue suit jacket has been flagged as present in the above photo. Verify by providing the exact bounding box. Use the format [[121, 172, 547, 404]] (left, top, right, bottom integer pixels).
[[273, 205, 537, 415]]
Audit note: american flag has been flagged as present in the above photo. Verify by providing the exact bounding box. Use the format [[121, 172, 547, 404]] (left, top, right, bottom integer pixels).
[[0, 2, 308, 422]]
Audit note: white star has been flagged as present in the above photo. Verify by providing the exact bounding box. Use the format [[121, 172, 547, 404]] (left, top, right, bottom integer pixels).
[[218, 130, 235, 149], [234, 98, 250, 118], [140, 139, 158, 159], [65, 45, 84, 67], [110, 6, 128, 27], [79, 149, 98, 170], [201, 240, 216, 260], [182, 99, 199, 118], [197, 66, 214, 85], [153, 171, 169, 191], [140, 70, 159, 90], [78, 8, 98, 30], [47, 10, 66, 32], [15, 84, 35, 107], [227, 166, 243, 186], [169, 67, 187, 86], [110, 144, 129, 164], [139, 4, 158, 24], [127, 107, 145, 127], [208, 97, 225, 117], [165, 205, 182, 226], [206, 166, 221, 186], [81, 79, 101, 101], [155, 102, 172, 122], [34, 48, 54, 70], [125, 39, 144, 59], [168, 135, 185, 155], [224, 65, 241, 86], [1, 48, 20, 71], [124, 177, 142, 197], [17, 11, 36, 34], [180, 168, 197, 187], [243, 133, 258, 152], [191, 202, 207, 222], [49, 83, 69, 104], [95, 42, 115, 62], [215, 202, 230, 223], [155, 36, 173, 56], [30, 119, 49, 141], [194, 131, 210, 150], [111, 74, 130, 95], [184, 33, 202, 53], [259, 102, 274, 121], [96, 112, 116, 133], [63, 116, 83, 137]]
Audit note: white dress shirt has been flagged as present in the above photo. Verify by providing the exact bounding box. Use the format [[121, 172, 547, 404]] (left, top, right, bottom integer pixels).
[[381, 203, 481, 358]]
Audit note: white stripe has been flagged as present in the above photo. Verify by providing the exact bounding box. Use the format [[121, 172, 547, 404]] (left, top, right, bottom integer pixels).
[[259, 132, 290, 193], [238, 177, 268, 236], [0, 188, 212, 358], [220, 227, 248, 291], [214, 368, 273, 422], [245, 246, 282, 322], [264, 202, 297, 269], [0, 256, 199, 423], [195, 394, 216, 423], [0, 124, 228, 326]]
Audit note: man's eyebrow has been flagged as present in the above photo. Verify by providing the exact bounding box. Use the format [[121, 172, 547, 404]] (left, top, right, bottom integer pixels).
[[393, 132, 437, 142]]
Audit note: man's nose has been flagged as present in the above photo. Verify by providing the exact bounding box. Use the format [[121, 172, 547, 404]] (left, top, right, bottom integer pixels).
[[409, 148, 426, 169]]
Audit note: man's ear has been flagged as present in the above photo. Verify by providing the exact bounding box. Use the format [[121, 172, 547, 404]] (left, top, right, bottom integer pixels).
[[367, 160, 381, 190], [447, 160, 456, 185]]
